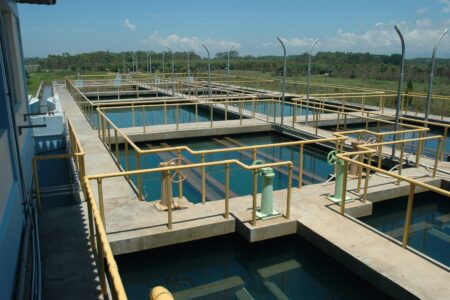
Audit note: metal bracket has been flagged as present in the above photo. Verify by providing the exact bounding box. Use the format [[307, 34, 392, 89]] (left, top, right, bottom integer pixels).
[[18, 124, 46, 135], [23, 112, 46, 122]]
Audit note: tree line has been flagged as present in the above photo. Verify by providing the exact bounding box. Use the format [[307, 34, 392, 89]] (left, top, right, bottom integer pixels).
[[25, 50, 450, 85]]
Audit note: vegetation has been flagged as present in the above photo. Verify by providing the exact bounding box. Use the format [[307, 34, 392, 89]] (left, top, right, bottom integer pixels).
[[25, 50, 450, 96]]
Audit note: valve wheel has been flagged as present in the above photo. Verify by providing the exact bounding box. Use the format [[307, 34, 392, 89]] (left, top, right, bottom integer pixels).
[[167, 157, 190, 183], [327, 150, 337, 165]]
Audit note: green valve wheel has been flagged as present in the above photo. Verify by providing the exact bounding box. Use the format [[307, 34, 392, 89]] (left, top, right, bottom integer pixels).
[[327, 150, 337, 165]]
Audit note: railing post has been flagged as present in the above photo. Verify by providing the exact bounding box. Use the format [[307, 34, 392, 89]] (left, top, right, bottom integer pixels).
[[224, 164, 230, 219], [357, 154, 363, 193], [402, 184, 416, 248], [239, 102, 243, 125], [125, 141, 129, 181], [252, 148, 257, 161], [97, 110, 101, 137], [377, 136, 383, 168], [177, 150, 183, 199], [397, 142, 405, 185], [95, 223, 107, 297], [286, 164, 292, 219], [363, 153, 372, 202], [114, 129, 119, 167], [415, 132, 424, 167], [298, 144, 304, 188], [201, 154, 206, 204], [164, 101, 167, 125], [102, 115, 106, 142], [441, 127, 447, 161], [132, 103, 135, 127], [252, 169, 257, 226], [433, 137, 442, 178], [210, 104, 213, 128], [166, 170, 173, 230], [195, 103, 198, 123], [97, 178, 106, 224], [340, 160, 349, 215], [176, 105, 179, 131], [142, 106, 146, 133], [137, 153, 143, 200]]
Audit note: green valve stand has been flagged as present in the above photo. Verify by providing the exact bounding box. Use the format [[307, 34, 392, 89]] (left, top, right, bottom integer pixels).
[[327, 150, 352, 204], [253, 160, 280, 219]]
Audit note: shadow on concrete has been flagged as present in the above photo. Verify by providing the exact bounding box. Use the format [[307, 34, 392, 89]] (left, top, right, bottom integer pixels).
[[39, 203, 102, 299]]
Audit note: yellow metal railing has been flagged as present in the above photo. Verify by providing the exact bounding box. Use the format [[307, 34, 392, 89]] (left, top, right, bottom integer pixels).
[[32, 117, 127, 300], [85, 159, 293, 228], [334, 134, 447, 249]]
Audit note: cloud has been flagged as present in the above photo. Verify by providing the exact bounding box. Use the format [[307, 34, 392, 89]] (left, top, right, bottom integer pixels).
[[120, 19, 136, 31], [260, 19, 450, 55], [141, 31, 240, 52], [417, 8, 428, 15], [439, 0, 450, 13]]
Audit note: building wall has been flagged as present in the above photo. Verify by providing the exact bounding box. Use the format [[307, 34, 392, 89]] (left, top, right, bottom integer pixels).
[[0, 1, 34, 299]]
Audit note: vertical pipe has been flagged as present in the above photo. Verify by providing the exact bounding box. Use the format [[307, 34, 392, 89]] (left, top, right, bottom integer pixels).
[[114, 129, 119, 166], [441, 127, 447, 161], [415, 132, 424, 167], [95, 224, 107, 297], [306, 39, 319, 123], [402, 184, 416, 248], [276, 37, 287, 126], [142, 106, 146, 133], [202, 44, 211, 98], [32, 159, 41, 211], [397, 142, 404, 185], [177, 150, 183, 199], [424, 29, 448, 123], [392, 25, 405, 159]]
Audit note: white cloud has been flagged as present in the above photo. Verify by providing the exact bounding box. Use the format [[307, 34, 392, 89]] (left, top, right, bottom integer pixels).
[[439, 0, 450, 13], [261, 20, 450, 56], [120, 19, 136, 32], [141, 31, 240, 53], [417, 8, 428, 15]]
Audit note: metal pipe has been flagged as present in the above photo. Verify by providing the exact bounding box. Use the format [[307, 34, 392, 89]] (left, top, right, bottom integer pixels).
[[187, 51, 190, 77], [167, 47, 175, 94], [202, 44, 211, 98], [402, 184, 416, 248], [277, 37, 287, 126], [227, 46, 234, 95], [306, 39, 319, 123], [391, 25, 405, 159], [162, 51, 165, 75], [424, 29, 448, 123]]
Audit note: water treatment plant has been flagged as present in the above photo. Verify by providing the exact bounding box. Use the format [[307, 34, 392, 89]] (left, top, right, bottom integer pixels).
[[2, 1, 450, 299]]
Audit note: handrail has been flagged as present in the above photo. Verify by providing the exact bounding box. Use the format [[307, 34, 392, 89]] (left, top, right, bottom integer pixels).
[[32, 116, 127, 300], [85, 158, 293, 228]]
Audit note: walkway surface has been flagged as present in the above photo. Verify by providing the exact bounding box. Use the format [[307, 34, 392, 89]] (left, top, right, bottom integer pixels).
[[57, 83, 450, 299]]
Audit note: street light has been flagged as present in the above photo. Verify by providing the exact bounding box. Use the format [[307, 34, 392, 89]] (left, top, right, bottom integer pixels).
[[202, 44, 211, 98], [167, 47, 175, 94], [424, 29, 448, 123], [305, 39, 319, 123], [227, 46, 234, 95], [277, 37, 287, 126], [391, 25, 405, 159]]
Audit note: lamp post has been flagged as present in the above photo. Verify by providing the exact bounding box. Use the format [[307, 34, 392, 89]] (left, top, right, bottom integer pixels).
[[277, 37, 287, 126], [167, 47, 175, 94], [227, 46, 234, 95], [306, 39, 319, 123], [391, 25, 406, 159], [202, 44, 211, 98], [187, 51, 190, 77], [162, 51, 165, 76], [122, 52, 125, 74], [146, 51, 150, 73], [424, 29, 448, 123]]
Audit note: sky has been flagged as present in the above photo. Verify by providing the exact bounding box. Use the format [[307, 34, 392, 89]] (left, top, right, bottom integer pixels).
[[18, 0, 450, 58]]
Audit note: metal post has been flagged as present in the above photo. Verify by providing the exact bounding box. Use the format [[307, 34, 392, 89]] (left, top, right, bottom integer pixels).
[[298, 144, 304, 188], [167, 47, 175, 94], [162, 51, 165, 75], [424, 29, 448, 123], [202, 44, 211, 98], [340, 161, 349, 215], [227, 46, 233, 96], [166, 170, 173, 229], [306, 39, 319, 123], [402, 184, 416, 248], [252, 170, 257, 226], [224, 164, 230, 219], [433, 137, 442, 178], [277, 37, 287, 126], [392, 25, 405, 159], [187, 51, 190, 77], [363, 153, 372, 202], [201, 154, 206, 204], [287, 164, 292, 219], [32, 159, 41, 211], [97, 178, 105, 224]]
